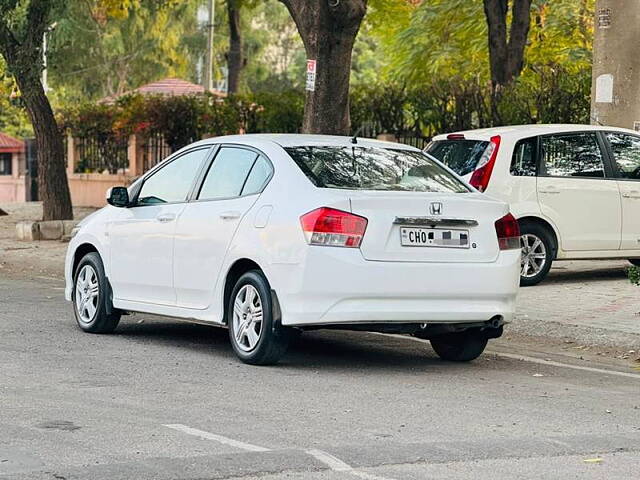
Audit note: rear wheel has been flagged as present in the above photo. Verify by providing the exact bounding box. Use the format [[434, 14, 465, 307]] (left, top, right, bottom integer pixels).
[[630, 259, 640, 267], [519, 221, 555, 286], [227, 270, 290, 365], [73, 252, 120, 333], [430, 331, 488, 362]]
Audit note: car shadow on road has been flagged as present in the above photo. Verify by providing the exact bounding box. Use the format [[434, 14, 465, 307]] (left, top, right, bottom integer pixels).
[[113, 318, 480, 373], [542, 264, 629, 285]]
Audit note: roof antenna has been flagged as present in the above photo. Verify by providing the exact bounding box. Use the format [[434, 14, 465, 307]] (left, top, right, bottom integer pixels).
[[351, 124, 364, 144]]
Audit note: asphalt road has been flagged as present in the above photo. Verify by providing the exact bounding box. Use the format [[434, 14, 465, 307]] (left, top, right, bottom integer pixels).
[[1, 274, 639, 479]]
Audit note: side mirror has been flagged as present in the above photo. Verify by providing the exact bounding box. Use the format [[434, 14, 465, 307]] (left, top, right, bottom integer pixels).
[[106, 186, 130, 207]]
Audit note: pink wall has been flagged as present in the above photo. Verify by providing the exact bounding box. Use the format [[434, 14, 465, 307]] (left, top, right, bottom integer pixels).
[[68, 173, 134, 208]]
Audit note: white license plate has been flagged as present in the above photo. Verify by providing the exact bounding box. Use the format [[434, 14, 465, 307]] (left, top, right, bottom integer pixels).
[[400, 227, 470, 248]]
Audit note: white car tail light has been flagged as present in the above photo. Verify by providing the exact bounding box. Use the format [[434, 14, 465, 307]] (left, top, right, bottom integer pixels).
[[470, 135, 501, 192], [300, 207, 368, 248], [495, 213, 521, 250]]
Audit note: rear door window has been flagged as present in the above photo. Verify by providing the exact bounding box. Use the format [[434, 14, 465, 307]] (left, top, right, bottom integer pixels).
[[605, 132, 640, 180], [540, 133, 605, 178], [198, 147, 258, 200], [285, 146, 469, 193], [425, 140, 489, 176]]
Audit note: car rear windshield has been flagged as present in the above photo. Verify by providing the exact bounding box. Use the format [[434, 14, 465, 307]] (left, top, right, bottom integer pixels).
[[426, 140, 489, 176], [284, 146, 469, 193]]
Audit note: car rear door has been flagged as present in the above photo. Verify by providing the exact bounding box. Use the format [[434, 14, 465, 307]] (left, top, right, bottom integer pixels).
[[602, 131, 640, 250], [109, 147, 211, 305], [536, 132, 621, 252], [173, 146, 274, 310]]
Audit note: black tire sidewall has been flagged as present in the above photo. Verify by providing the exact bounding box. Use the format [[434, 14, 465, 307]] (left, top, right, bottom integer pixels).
[[430, 331, 488, 362], [519, 221, 555, 287], [72, 252, 118, 333], [227, 270, 284, 364]]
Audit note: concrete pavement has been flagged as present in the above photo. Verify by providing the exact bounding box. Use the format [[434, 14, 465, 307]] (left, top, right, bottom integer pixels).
[[1, 274, 639, 479]]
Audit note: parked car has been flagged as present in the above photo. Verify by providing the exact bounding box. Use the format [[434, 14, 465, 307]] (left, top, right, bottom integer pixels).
[[426, 125, 640, 285], [65, 134, 520, 365]]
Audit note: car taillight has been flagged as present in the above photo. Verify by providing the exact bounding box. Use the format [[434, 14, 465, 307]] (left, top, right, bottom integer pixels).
[[300, 207, 368, 248], [495, 213, 520, 250], [470, 135, 501, 192]]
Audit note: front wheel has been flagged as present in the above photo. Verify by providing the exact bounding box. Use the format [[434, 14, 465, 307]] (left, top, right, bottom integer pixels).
[[519, 221, 555, 286], [430, 331, 488, 362], [227, 270, 290, 365], [73, 252, 120, 333]]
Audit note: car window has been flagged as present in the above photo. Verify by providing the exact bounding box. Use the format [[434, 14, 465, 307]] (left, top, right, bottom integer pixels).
[[541, 133, 605, 178], [606, 132, 640, 180], [510, 137, 537, 176], [198, 147, 258, 200], [425, 140, 489, 176], [137, 148, 209, 205], [241, 155, 273, 195], [285, 146, 470, 193]]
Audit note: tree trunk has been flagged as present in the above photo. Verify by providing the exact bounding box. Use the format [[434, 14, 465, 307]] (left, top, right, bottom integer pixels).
[[0, 1, 73, 221], [227, 0, 244, 94], [280, 0, 367, 135], [483, 0, 532, 124], [16, 75, 73, 221]]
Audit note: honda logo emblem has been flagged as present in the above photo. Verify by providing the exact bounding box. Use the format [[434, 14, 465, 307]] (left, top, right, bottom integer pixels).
[[429, 202, 443, 215]]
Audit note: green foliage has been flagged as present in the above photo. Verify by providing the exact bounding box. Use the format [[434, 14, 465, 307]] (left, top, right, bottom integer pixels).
[[59, 92, 269, 151], [0, 60, 32, 137], [629, 266, 640, 287], [246, 90, 304, 133]]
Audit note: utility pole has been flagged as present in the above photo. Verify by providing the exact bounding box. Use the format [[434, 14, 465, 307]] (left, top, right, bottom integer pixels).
[[204, 0, 215, 91], [42, 22, 57, 93], [591, 0, 640, 130]]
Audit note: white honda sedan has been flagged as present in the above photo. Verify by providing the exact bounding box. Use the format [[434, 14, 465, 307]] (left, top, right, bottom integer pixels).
[[65, 134, 520, 365]]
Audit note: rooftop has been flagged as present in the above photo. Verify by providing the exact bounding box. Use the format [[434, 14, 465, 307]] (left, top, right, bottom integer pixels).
[[101, 78, 225, 104], [0, 132, 24, 153]]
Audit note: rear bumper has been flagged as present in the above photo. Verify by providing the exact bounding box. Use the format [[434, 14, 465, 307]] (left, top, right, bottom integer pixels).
[[271, 248, 521, 327]]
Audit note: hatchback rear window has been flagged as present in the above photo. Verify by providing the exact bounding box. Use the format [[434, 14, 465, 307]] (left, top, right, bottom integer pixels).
[[426, 140, 489, 176], [285, 146, 469, 193]]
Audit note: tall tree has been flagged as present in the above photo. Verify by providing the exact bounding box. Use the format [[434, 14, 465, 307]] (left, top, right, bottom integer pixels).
[[279, 0, 367, 135], [483, 0, 533, 90], [226, 0, 244, 93], [0, 0, 72, 221]]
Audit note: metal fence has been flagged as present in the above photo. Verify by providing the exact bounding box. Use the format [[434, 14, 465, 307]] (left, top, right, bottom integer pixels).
[[141, 132, 173, 172], [74, 136, 129, 174]]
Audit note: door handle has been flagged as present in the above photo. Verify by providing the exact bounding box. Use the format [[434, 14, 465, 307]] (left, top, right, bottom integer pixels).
[[156, 213, 176, 223], [539, 187, 560, 194], [220, 211, 241, 220]]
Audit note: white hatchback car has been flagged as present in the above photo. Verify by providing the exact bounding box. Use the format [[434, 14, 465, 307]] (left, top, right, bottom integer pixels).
[[65, 134, 520, 365], [427, 125, 640, 285]]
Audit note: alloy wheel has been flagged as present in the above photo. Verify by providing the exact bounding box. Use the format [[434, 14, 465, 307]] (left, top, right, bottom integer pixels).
[[520, 233, 547, 278], [75, 265, 99, 324], [232, 285, 264, 352]]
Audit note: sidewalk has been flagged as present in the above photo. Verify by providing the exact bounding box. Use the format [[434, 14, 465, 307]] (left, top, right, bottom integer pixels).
[[2, 202, 639, 351]]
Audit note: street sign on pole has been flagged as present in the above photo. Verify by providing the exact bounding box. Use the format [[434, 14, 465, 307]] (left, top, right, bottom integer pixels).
[[306, 59, 317, 92]]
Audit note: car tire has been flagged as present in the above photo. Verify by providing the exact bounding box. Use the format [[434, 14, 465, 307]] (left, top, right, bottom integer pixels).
[[629, 259, 640, 267], [227, 270, 290, 365], [72, 252, 121, 334], [519, 221, 555, 287], [430, 331, 488, 362]]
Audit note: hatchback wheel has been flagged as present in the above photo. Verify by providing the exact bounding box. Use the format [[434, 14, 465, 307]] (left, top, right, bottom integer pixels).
[[73, 252, 120, 333], [430, 331, 488, 362], [519, 221, 555, 286], [227, 270, 290, 365]]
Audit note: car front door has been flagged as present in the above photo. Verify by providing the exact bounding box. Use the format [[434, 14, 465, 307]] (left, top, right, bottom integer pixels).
[[537, 132, 621, 252], [108, 147, 211, 305], [173, 146, 274, 311], [604, 132, 640, 250]]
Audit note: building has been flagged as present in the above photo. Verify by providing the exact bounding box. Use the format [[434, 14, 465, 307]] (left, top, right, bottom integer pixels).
[[0, 132, 26, 203]]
